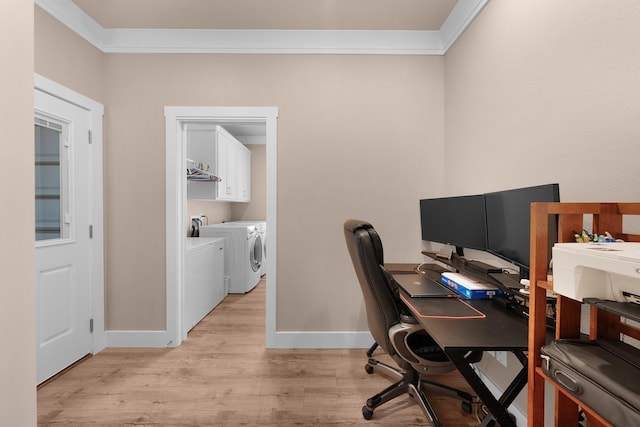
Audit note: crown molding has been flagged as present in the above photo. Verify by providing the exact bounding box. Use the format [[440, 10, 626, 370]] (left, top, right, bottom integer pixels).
[[102, 29, 444, 55], [35, 0, 489, 55], [36, 0, 106, 50], [441, 0, 490, 53]]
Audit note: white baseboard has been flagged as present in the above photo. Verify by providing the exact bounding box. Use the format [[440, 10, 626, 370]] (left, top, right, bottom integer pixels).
[[105, 330, 374, 349], [103, 329, 526, 424], [105, 330, 178, 348], [269, 331, 374, 349]]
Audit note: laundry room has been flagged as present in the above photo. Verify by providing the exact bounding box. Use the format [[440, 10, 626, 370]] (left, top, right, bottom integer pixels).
[[184, 120, 267, 332]]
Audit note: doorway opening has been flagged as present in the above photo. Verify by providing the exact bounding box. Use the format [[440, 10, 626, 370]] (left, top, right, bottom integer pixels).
[[165, 107, 278, 347]]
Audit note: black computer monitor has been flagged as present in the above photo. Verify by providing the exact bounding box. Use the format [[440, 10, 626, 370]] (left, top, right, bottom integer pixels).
[[485, 183, 560, 278], [420, 194, 488, 254]]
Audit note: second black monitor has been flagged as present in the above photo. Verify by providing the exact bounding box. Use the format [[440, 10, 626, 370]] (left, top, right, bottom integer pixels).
[[485, 183, 560, 273]]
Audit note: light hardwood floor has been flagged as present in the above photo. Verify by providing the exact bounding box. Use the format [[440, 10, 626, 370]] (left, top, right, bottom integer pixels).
[[38, 279, 481, 426]]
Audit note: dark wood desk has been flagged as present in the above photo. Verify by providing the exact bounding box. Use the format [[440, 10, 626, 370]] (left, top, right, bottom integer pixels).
[[395, 273, 529, 427]]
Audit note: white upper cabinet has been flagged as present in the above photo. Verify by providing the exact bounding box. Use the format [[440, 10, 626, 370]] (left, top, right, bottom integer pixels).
[[187, 124, 251, 202], [216, 128, 237, 201], [236, 143, 251, 202]]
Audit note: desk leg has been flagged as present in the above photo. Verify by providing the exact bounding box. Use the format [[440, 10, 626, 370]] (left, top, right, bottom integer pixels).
[[447, 350, 528, 427], [499, 351, 528, 409]]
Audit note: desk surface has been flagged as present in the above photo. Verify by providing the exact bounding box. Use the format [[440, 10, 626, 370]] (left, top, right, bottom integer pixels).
[[394, 271, 529, 352], [395, 271, 529, 427], [400, 293, 528, 351]]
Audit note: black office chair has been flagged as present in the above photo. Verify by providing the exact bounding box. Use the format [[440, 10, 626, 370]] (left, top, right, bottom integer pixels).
[[343, 219, 478, 425]]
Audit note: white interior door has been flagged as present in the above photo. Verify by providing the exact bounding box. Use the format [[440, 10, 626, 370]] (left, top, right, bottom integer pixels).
[[35, 90, 92, 384]]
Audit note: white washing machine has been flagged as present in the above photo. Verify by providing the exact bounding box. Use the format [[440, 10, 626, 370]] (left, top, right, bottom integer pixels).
[[224, 221, 266, 276], [200, 222, 262, 293]]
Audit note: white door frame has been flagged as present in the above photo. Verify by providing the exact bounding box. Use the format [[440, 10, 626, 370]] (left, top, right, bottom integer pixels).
[[34, 73, 106, 354], [165, 107, 278, 347]]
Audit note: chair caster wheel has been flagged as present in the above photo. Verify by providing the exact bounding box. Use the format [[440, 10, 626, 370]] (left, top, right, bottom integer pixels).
[[364, 364, 374, 374], [362, 406, 373, 420], [461, 401, 473, 414]]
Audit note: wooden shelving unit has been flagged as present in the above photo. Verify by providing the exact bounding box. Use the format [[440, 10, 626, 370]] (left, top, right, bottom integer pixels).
[[528, 202, 640, 427]]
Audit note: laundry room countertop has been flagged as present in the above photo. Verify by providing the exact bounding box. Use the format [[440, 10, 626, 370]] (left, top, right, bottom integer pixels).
[[186, 237, 224, 252]]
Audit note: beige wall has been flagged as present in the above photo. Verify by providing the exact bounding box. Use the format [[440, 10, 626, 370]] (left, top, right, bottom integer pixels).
[[444, 0, 640, 200], [103, 53, 445, 330], [34, 0, 640, 337], [444, 0, 640, 414], [186, 200, 231, 232], [34, 6, 104, 104], [0, 0, 36, 424], [23, 1, 640, 420]]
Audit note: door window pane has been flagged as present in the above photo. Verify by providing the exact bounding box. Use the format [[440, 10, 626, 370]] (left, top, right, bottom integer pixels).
[[35, 123, 64, 241]]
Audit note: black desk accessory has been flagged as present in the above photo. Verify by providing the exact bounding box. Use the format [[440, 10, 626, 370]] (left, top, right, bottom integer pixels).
[[464, 259, 503, 274], [583, 298, 640, 323]]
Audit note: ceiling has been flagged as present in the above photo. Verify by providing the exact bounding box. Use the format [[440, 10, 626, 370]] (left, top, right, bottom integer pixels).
[[38, 0, 489, 142], [38, 0, 489, 55], [71, 0, 458, 31]]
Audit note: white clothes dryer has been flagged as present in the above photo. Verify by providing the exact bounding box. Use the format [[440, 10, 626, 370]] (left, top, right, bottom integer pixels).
[[200, 222, 262, 293], [224, 221, 266, 277]]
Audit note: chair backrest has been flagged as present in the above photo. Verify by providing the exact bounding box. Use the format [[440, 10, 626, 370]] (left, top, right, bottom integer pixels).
[[344, 219, 402, 360]]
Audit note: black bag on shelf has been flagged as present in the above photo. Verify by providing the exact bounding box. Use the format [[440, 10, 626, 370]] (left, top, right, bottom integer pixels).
[[540, 338, 640, 427]]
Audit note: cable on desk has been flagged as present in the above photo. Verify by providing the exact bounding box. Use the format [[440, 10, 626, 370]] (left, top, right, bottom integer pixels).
[[415, 262, 448, 275]]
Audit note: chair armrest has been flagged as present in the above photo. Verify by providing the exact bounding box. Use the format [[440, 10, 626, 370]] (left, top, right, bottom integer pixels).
[[400, 313, 419, 324]]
